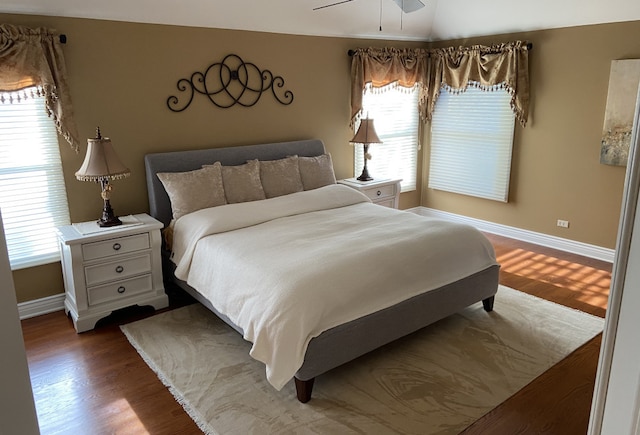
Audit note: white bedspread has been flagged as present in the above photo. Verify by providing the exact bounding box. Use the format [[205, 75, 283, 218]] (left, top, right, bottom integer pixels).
[[171, 184, 497, 390]]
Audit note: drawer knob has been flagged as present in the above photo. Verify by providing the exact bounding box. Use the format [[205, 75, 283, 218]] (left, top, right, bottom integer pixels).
[[113, 243, 122, 251], [115, 265, 124, 273], [117, 286, 126, 294], [377, 190, 382, 196]]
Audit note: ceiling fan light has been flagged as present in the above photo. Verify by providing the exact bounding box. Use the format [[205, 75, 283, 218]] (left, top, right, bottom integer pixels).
[[392, 0, 425, 13]]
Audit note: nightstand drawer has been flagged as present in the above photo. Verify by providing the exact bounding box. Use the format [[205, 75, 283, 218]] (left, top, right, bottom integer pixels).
[[87, 274, 153, 306], [84, 253, 152, 286], [82, 233, 150, 261], [362, 184, 396, 201]]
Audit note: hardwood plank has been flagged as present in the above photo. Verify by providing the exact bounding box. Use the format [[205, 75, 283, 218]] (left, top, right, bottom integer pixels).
[[22, 233, 611, 434], [460, 233, 610, 435], [23, 306, 200, 435]]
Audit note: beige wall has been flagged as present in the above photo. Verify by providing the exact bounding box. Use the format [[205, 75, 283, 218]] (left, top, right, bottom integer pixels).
[[2, 14, 638, 303], [424, 22, 640, 250]]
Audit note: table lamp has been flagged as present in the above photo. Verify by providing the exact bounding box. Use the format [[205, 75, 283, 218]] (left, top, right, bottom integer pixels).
[[350, 117, 382, 181], [75, 127, 130, 227]]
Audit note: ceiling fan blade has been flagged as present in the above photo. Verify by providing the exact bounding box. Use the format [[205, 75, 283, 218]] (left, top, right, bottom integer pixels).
[[392, 0, 425, 13], [313, 0, 356, 11]]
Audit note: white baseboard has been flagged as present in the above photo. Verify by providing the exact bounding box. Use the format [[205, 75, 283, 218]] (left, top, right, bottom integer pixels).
[[18, 293, 65, 320], [409, 206, 615, 263]]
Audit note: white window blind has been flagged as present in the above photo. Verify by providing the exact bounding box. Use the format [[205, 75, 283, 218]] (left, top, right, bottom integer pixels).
[[0, 91, 70, 269], [355, 85, 419, 192], [428, 85, 516, 202]]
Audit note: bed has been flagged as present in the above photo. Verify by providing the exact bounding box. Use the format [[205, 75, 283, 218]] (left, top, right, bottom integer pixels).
[[144, 138, 500, 403]]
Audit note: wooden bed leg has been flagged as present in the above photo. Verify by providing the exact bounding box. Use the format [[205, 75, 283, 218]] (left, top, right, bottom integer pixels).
[[294, 377, 315, 403], [482, 296, 495, 312]]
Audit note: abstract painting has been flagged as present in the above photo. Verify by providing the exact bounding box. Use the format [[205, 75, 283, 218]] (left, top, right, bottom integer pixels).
[[600, 59, 640, 166]]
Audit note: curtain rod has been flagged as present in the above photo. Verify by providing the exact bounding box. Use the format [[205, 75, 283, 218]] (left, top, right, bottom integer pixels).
[[347, 42, 533, 56]]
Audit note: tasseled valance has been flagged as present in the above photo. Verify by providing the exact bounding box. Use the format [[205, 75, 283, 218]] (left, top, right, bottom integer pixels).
[[350, 47, 429, 127], [350, 41, 530, 127], [429, 41, 530, 126], [0, 23, 79, 151]]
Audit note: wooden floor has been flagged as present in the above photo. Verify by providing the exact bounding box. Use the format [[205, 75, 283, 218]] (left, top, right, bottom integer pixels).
[[21, 233, 611, 435]]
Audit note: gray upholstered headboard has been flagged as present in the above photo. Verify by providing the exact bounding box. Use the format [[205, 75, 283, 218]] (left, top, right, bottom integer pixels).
[[144, 139, 327, 227]]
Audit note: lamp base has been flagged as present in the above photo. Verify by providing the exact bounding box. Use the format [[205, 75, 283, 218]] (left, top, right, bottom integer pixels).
[[98, 216, 122, 227], [356, 165, 373, 182], [98, 199, 122, 227], [357, 143, 373, 181]]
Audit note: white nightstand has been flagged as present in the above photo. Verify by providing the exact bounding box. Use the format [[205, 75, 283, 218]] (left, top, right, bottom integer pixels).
[[56, 213, 168, 332], [338, 178, 402, 209]]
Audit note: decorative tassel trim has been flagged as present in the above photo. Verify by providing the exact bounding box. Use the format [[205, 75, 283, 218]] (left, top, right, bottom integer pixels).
[[433, 81, 527, 127], [364, 81, 421, 95], [0, 85, 80, 152], [41, 84, 79, 152], [0, 85, 47, 103], [76, 173, 130, 182], [351, 82, 430, 126]]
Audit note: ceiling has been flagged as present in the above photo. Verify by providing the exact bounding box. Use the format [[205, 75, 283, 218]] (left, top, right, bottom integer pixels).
[[2, 0, 640, 42]]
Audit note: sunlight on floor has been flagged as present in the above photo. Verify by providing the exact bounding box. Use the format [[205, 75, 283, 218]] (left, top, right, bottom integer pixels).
[[29, 339, 150, 435], [497, 248, 610, 309], [105, 398, 150, 434]]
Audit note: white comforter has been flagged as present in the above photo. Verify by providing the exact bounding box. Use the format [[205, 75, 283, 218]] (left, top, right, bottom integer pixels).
[[171, 184, 497, 390]]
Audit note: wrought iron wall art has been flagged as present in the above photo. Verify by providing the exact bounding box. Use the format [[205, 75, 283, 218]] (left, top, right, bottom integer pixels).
[[167, 54, 294, 112]]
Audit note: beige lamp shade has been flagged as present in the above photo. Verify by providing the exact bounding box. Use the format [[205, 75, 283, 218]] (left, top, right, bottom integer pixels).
[[349, 118, 382, 181], [75, 137, 130, 182], [349, 118, 383, 145]]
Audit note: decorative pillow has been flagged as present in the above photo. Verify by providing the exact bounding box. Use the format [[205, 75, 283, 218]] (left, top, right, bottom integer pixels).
[[259, 156, 304, 198], [298, 154, 337, 190], [220, 159, 266, 203], [157, 163, 227, 221]]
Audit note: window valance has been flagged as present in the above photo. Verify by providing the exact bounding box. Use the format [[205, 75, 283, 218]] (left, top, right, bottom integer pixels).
[[350, 47, 429, 126], [0, 23, 79, 151], [429, 41, 530, 126], [350, 41, 530, 127]]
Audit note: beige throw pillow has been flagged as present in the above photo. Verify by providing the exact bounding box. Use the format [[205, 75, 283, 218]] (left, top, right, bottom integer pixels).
[[298, 154, 337, 190], [157, 162, 226, 220], [221, 159, 266, 203], [260, 156, 304, 198]]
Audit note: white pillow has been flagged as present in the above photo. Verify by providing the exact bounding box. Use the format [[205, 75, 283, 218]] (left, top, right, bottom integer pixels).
[[298, 154, 337, 190], [157, 162, 226, 220], [220, 159, 266, 203], [260, 156, 304, 198]]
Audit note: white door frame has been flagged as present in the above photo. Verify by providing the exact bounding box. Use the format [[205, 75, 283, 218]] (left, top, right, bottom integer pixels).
[[589, 87, 640, 434]]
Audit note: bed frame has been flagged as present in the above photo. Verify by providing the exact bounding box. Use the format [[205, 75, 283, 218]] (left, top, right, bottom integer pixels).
[[144, 139, 500, 402]]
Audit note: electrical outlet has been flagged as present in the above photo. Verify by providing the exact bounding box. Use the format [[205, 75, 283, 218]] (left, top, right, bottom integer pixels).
[[557, 219, 570, 228]]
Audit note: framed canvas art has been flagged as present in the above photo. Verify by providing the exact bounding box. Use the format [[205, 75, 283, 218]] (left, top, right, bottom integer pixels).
[[600, 59, 640, 166]]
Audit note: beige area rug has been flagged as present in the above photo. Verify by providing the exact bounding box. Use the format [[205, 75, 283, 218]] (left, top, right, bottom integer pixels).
[[121, 286, 604, 435]]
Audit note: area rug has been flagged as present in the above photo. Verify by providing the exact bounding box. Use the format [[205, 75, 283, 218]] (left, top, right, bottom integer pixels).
[[121, 286, 604, 435]]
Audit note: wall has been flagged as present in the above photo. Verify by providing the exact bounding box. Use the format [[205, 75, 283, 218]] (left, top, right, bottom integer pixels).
[[0, 210, 40, 434], [424, 21, 640, 250], [0, 13, 424, 302]]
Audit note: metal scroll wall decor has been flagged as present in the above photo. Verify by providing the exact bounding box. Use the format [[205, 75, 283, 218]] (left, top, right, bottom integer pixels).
[[167, 54, 294, 111]]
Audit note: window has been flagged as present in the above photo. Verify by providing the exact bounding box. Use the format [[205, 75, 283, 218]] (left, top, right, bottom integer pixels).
[[428, 85, 516, 202], [0, 89, 70, 269], [355, 84, 419, 192]]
